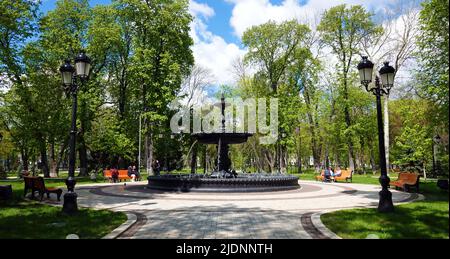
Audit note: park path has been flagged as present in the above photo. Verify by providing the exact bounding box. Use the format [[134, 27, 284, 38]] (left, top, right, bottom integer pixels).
[[70, 180, 420, 239]]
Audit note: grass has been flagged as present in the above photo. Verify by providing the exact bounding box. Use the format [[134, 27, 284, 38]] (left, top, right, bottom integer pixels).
[[0, 202, 127, 239], [0, 177, 127, 239], [320, 181, 449, 239], [289, 169, 382, 184]]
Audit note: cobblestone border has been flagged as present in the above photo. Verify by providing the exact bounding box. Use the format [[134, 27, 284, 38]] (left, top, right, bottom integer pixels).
[[102, 213, 137, 239], [310, 212, 342, 239], [115, 212, 148, 238]]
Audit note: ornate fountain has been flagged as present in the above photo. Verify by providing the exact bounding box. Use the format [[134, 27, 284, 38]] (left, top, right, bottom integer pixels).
[[147, 95, 299, 192]]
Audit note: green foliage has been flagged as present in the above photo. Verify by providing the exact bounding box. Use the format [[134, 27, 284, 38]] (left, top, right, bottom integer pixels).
[[415, 0, 449, 128], [390, 99, 434, 171], [242, 20, 310, 92], [86, 108, 136, 162]]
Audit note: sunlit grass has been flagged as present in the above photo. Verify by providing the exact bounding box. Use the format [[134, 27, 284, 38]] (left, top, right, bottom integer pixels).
[[321, 181, 449, 239], [0, 202, 127, 239], [0, 178, 127, 239]]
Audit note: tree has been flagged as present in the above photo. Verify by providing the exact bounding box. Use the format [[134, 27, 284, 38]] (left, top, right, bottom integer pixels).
[[390, 99, 433, 174], [362, 3, 420, 173], [178, 65, 214, 174], [415, 0, 449, 129], [242, 20, 310, 93], [0, 0, 41, 173], [118, 0, 194, 174], [318, 4, 382, 171]]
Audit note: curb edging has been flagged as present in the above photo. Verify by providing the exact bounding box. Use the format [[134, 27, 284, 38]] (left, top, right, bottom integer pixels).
[[102, 213, 137, 239], [310, 211, 342, 239]]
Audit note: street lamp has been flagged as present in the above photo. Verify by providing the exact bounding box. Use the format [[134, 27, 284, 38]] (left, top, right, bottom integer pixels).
[[357, 56, 395, 213], [59, 51, 91, 214]]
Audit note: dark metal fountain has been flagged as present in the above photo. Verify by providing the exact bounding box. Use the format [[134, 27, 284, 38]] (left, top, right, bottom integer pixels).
[[147, 95, 300, 192]]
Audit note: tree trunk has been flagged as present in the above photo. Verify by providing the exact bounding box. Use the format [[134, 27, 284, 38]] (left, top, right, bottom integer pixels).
[[78, 98, 89, 176], [56, 142, 68, 177], [78, 134, 88, 176], [39, 140, 49, 178], [145, 130, 154, 175], [280, 145, 287, 173], [369, 145, 376, 174], [384, 95, 390, 174], [21, 148, 29, 171], [49, 141, 58, 178], [31, 156, 37, 176], [190, 141, 197, 174], [204, 147, 207, 174]]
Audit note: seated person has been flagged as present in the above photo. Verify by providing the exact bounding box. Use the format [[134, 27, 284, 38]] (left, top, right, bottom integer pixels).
[[127, 165, 141, 182], [323, 167, 333, 182], [132, 165, 140, 181], [111, 167, 119, 183], [334, 167, 342, 177]]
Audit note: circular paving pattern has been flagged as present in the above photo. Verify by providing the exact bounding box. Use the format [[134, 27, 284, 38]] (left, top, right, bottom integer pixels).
[[75, 180, 422, 239]]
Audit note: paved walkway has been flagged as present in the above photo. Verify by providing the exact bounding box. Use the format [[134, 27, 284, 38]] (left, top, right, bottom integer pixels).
[[70, 180, 420, 239]]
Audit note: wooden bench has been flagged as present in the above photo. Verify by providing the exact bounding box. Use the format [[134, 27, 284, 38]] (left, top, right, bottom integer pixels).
[[24, 176, 63, 201], [315, 170, 334, 182], [315, 169, 352, 183], [390, 172, 420, 192], [103, 170, 132, 182], [334, 170, 353, 183]]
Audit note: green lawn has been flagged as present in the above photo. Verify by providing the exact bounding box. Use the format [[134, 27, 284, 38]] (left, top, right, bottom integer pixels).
[[321, 181, 449, 239], [0, 202, 127, 239], [0, 177, 127, 239]]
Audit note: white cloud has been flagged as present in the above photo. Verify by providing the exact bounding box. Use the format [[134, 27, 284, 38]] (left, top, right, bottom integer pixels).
[[189, 0, 215, 19], [189, 0, 247, 86], [187, 0, 420, 87], [227, 0, 409, 38]]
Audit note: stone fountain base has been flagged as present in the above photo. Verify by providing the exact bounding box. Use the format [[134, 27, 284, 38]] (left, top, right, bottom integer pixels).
[[146, 174, 300, 192]]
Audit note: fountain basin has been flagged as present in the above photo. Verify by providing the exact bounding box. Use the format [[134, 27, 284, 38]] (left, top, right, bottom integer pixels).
[[147, 174, 300, 192]]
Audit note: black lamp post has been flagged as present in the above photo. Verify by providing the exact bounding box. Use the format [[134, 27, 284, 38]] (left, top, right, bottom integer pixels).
[[357, 56, 395, 213], [59, 51, 91, 214]]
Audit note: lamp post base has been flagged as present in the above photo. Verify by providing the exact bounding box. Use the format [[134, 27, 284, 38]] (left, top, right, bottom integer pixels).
[[378, 189, 394, 213], [62, 192, 78, 214]]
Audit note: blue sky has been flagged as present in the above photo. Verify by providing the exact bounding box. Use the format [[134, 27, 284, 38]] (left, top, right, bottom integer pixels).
[[40, 0, 239, 44], [39, 0, 421, 87]]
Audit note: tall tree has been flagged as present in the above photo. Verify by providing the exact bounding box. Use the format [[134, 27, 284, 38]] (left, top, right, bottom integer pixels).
[[242, 20, 310, 93], [318, 4, 381, 171], [362, 3, 420, 173], [415, 0, 449, 129], [118, 0, 194, 174], [0, 0, 41, 173]]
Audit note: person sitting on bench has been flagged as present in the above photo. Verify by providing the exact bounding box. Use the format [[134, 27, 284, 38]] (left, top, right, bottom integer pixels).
[[334, 167, 342, 177], [323, 167, 333, 182], [111, 166, 119, 183], [128, 165, 140, 182]]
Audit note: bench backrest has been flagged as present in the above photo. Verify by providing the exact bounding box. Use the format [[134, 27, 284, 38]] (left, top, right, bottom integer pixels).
[[104, 170, 130, 177], [24, 176, 46, 191], [24, 176, 38, 188], [104, 170, 112, 177], [339, 170, 351, 177], [33, 177, 46, 190], [397, 173, 419, 184]]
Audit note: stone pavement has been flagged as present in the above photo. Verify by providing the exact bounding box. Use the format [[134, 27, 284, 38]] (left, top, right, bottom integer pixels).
[[70, 180, 421, 239]]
